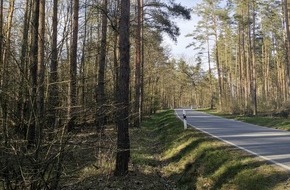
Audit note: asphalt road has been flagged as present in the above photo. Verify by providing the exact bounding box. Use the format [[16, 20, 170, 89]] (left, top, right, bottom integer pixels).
[[175, 109, 290, 170]]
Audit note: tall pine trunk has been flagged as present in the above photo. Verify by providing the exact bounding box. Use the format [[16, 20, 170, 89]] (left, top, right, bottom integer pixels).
[[28, 0, 39, 147], [115, 0, 131, 176], [68, 0, 79, 129], [214, 31, 222, 110], [251, 0, 257, 115], [0, 0, 2, 64], [284, 0, 290, 98], [0, 0, 3, 137]]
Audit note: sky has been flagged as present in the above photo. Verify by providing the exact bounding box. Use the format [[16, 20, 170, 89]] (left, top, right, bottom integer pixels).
[[162, 0, 202, 60]]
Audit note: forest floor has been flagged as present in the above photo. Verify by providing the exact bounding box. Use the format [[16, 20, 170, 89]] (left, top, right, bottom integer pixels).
[[61, 110, 290, 190]]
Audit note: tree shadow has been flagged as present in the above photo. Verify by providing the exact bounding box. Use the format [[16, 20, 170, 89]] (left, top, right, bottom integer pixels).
[[176, 147, 290, 190], [163, 137, 214, 163], [61, 167, 174, 190], [133, 110, 290, 190]]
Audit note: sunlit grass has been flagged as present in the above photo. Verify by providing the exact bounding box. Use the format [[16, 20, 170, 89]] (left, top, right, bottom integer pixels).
[[162, 137, 196, 160], [131, 110, 290, 190], [79, 164, 100, 180]]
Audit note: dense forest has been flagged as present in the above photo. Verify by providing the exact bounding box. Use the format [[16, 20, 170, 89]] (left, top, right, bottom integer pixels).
[[0, 0, 290, 189]]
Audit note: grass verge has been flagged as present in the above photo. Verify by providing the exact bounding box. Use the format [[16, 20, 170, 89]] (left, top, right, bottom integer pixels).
[[132, 110, 290, 190]]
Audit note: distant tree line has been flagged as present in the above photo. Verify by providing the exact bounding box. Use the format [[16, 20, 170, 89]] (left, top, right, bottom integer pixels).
[[178, 0, 290, 116]]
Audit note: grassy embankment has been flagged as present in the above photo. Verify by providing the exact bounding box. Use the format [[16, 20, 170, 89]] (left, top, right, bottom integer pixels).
[[60, 109, 290, 189], [132, 110, 290, 190]]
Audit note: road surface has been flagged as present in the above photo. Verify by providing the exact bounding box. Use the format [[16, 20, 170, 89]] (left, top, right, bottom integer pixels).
[[175, 109, 290, 171]]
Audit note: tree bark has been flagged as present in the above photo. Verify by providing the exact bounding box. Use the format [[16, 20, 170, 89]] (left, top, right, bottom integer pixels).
[[115, 0, 131, 176], [284, 0, 290, 98], [0, 0, 2, 63], [68, 0, 79, 129], [28, 0, 40, 147], [214, 31, 222, 110], [0, 0, 3, 138]]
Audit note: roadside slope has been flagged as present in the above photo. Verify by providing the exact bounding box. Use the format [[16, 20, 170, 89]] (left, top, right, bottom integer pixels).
[[175, 109, 290, 171], [132, 110, 290, 190]]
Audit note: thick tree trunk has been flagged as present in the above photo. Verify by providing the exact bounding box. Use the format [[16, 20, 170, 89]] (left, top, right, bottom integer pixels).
[[0, 0, 2, 63], [115, 0, 131, 176], [284, 0, 290, 98], [28, 0, 40, 147], [0, 0, 3, 137]]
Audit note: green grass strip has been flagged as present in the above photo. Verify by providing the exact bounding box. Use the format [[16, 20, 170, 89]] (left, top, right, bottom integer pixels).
[[131, 110, 290, 190]]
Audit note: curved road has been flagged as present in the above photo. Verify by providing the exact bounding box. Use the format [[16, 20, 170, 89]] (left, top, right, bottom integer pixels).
[[175, 109, 290, 171]]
